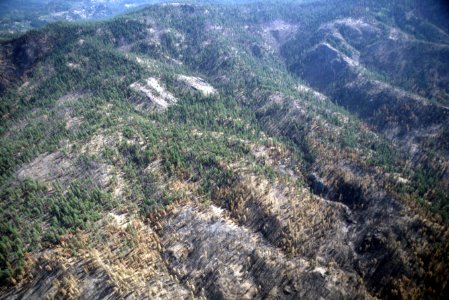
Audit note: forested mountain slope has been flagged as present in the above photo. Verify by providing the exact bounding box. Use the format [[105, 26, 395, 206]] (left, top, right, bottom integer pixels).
[[0, 1, 448, 299]]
